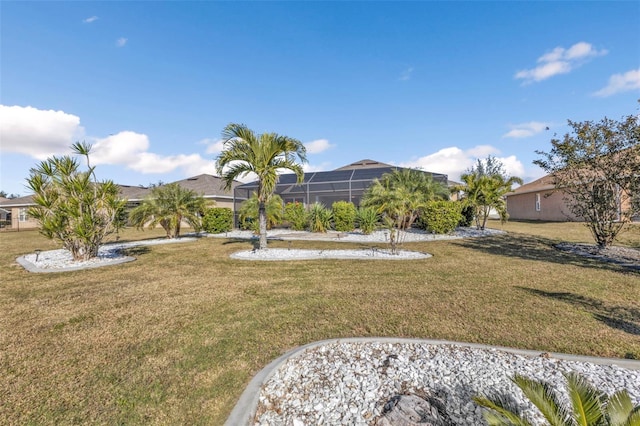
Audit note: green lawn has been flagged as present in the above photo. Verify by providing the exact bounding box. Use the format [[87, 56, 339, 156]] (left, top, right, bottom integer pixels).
[[1, 221, 638, 425]]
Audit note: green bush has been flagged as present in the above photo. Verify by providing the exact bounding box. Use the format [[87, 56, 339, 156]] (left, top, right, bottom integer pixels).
[[458, 203, 475, 227], [202, 207, 233, 233], [418, 201, 462, 234], [332, 201, 356, 232], [284, 202, 308, 231], [308, 203, 333, 233], [356, 207, 379, 235]]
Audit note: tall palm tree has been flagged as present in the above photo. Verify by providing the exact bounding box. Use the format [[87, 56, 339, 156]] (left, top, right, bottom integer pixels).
[[215, 123, 307, 249], [129, 183, 206, 238], [474, 372, 640, 426]]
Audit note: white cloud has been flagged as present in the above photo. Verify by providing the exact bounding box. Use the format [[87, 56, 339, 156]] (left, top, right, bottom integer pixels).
[[83, 16, 98, 23], [399, 146, 525, 181], [305, 139, 335, 154], [592, 68, 640, 97], [91, 131, 150, 165], [399, 67, 414, 81], [303, 162, 332, 173], [92, 131, 216, 175], [515, 42, 607, 84], [0, 105, 85, 159], [198, 138, 226, 155], [116, 37, 128, 47], [0, 105, 217, 179], [503, 121, 549, 138]]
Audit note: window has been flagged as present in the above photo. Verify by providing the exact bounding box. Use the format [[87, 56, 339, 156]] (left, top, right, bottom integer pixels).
[[535, 193, 541, 212], [19, 208, 29, 222]]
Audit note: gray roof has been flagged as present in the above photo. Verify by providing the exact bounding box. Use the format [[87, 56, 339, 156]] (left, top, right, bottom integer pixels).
[[168, 174, 238, 199], [118, 185, 152, 201], [0, 174, 238, 206], [0, 194, 35, 207]]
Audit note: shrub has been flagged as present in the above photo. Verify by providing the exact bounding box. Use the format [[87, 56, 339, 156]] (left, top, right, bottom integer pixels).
[[356, 207, 379, 235], [458, 203, 475, 227], [202, 207, 233, 233], [332, 201, 356, 232], [27, 142, 126, 261], [418, 201, 462, 234], [307, 203, 332, 233], [284, 202, 308, 231]]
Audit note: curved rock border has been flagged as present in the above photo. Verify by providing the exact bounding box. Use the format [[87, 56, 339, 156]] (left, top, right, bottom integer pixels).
[[16, 254, 136, 273], [225, 337, 640, 426], [230, 248, 432, 261]]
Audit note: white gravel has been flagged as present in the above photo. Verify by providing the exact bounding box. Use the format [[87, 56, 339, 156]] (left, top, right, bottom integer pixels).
[[214, 227, 503, 261], [255, 342, 640, 425], [19, 227, 502, 270], [18, 237, 197, 271]]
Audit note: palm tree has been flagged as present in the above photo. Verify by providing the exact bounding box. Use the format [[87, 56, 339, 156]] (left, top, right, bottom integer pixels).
[[362, 168, 449, 230], [27, 142, 126, 261], [129, 183, 206, 238], [473, 372, 640, 426], [453, 157, 522, 230], [215, 123, 307, 249]]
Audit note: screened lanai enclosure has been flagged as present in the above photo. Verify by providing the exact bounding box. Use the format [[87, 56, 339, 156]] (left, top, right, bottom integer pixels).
[[232, 159, 448, 222]]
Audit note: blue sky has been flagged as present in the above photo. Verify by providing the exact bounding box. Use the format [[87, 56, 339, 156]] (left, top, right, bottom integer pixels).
[[1, 1, 639, 196]]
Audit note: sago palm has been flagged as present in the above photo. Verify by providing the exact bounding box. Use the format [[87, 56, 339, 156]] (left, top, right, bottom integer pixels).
[[473, 371, 640, 426], [215, 123, 307, 249]]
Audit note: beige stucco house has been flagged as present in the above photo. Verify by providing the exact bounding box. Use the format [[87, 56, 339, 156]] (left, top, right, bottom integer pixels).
[[506, 174, 637, 222], [0, 174, 239, 231]]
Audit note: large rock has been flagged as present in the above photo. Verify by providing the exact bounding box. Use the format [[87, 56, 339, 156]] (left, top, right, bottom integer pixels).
[[374, 393, 452, 426]]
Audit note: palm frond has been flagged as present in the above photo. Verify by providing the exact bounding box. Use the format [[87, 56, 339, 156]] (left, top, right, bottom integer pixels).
[[606, 390, 637, 426], [473, 395, 535, 426], [512, 374, 569, 426], [564, 372, 605, 426]]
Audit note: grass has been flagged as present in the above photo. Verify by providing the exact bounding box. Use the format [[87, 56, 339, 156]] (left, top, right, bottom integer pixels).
[[1, 221, 639, 424]]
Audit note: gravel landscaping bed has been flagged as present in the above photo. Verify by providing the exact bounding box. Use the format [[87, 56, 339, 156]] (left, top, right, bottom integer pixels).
[[254, 341, 640, 426]]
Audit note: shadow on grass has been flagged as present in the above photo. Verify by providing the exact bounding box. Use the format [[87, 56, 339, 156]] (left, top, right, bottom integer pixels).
[[453, 234, 638, 275], [519, 287, 640, 338], [121, 246, 151, 257], [221, 238, 262, 251]]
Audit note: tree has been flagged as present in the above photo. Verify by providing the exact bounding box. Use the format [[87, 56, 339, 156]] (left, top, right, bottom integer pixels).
[[362, 168, 449, 231], [129, 183, 206, 239], [534, 115, 640, 248], [26, 142, 126, 261], [362, 168, 449, 253], [0, 191, 19, 199], [474, 371, 640, 426], [215, 123, 307, 249], [454, 156, 523, 230]]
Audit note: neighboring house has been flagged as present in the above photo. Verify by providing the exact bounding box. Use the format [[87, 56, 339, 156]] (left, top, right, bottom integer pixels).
[[168, 174, 240, 210], [0, 197, 11, 226], [0, 195, 39, 230], [233, 159, 449, 214], [0, 174, 239, 230], [506, 174, 637, 222]]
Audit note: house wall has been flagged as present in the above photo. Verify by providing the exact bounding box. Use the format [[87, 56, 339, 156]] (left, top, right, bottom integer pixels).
[[507, 191, 579, 221], [213, 199, 234, 210], [10, 207, 40, 230]]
